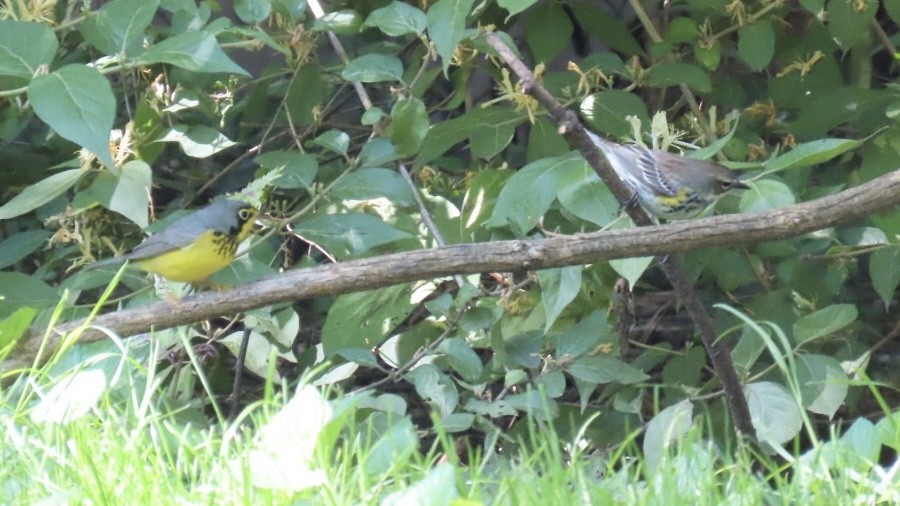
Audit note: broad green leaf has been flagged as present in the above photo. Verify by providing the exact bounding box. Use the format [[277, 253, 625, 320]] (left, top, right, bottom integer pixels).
[[746, 381, 803, 445], [366, 416, 418, 475], [330, 168, 415, 207], [342, 54, 403, 83], [739, 179, 795, 213], [81, 0, 159, 56], [460, 169, 512, 242], [797, 354, 848, 418], [557, 177, 618, 227], [417, 107, 525, 166], [608, 218, 653, 287], [694, 40, 721, 70], [221, 331, 291, 380], [0, 169, 83, 220], [390, 98, 429, 156], [647, 63, 711, 92], [31, 369, 109, 424], [539, 266, 582, 332], [0, 20, 58, 81], [293, 212, 412, 258], [79, 160, 152, 227], [322, 284, 416, 355], [566, 355, 649, 384], [0, 306, 37, 350], [870, 247, 900, 307], [664, 17, 698, 43], [312, 9, 362, 35], [828, 0, 877, 48], [0, 272, 60, 318], [567, 0, 643, 56], [363, 2, 426, 36], [255, 150, 318, 189], [555, 310, 611, 360], [437, 338, 483, 382], [157, 125, 236, 158], [526, 117, 569, 162], [313, 130, 350, 155], [764, 138, 862, 173], [0, 230, 50, 269], [887, 0, 900, 25], [139, 31, 250, 76], [525, 3, 573, 64], [581, 91, 652, 138], [738, 20, 775, 71], [235, 0, 272, 23], [409, 364, 458, 416], [359, 137, 400, 167], [643, 399, 693, 472], [497, 0, 538, 18], [28, 65, 116, 170], [426, 0, 476, 73], [285, 64, 326, 126], [382, 464, 458, 504], [793, 304, 857, 345], [731, 326, 768, 373], [273, 0, 306, 22], [485, 152, 582, 235]]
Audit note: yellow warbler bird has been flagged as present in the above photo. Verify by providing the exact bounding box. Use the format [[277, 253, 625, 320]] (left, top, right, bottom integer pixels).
[[87, 199, 258, 282]]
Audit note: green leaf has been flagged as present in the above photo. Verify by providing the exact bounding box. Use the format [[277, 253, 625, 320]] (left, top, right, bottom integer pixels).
[[764, 138, 862, 173], [497, 0, 538, 18], [285, 64, 326, 126], [157, 125, 236, 158], [80, 160, 153, 227], [313, 130, 350, 155], [234, 0, 272, 24], [581, 91, 652, 138], [555, 311, 610, 360], [383, 464, 458, 504], [0, 272, 60, 318], [646, 63, 711, 92], [342, 54, 403, 83], [390, 98, 429, 156], [566, 355, 649, 384], [330, 168, 415, 207], [557, 177, 618, 227], [409, 364, 458, 416], [426, 0, 476, 73], [255, 150, 318, 189], [0, 306, 37, 350], [81, 0, 160, 56], [738, 20, 775, 71], [643, 399, 693, 472], [525, 3, 573, 64], [0, 20, 58, 82], [0, 230, 50, 270], [312, 9, 362, 35], [796, 354, 848, 418], [485, 152, 582, 235], [567, 0, 643, 56], [437, 338, 483, 382], [739, 179, 795, 213], [828, 0, 877, 48], [539, 266, 582, 332], [363, 2, 426, 36], [0, 169, 83, 220], [694, 41, 721, 70], [870, 247, 900, 307], [793, 304, 857, 345], [292, 212, 412, 258], [416, 107, 526, 166], [608, 218, 652, 287], [745, 381, 803, 445], [139, 31, 250, 76], [28, 65, 117, 170], [322, 284, 416, 355], [359, 137, 400, 167]]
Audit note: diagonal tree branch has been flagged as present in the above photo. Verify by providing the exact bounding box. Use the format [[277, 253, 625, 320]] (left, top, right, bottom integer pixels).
[[7, 168, 900, 376]]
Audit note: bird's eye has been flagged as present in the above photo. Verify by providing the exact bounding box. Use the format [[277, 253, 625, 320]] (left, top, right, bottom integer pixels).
[[238, 208, 254, 221]]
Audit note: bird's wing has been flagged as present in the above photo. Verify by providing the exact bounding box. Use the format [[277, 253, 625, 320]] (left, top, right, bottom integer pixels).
[[120, 213, 210, 261]]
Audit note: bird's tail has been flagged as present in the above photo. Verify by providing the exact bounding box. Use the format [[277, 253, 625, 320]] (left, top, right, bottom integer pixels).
[[83, 256, 128, 271]]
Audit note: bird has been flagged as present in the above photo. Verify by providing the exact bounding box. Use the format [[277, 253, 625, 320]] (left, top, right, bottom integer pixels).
[[86, 198, 258, 282], [586, 131, 749, 220]]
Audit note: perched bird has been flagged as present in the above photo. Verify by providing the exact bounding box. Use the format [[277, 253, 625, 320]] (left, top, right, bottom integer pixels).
[[586, 131, 749, 220], [86, 199, 258, 282]]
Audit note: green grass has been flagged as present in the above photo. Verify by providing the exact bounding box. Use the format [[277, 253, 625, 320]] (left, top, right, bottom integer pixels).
[[2, 332, 899, 505]]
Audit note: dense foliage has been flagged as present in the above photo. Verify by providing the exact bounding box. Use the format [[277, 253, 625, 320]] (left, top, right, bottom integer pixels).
[[2, 0, 900, 493]]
